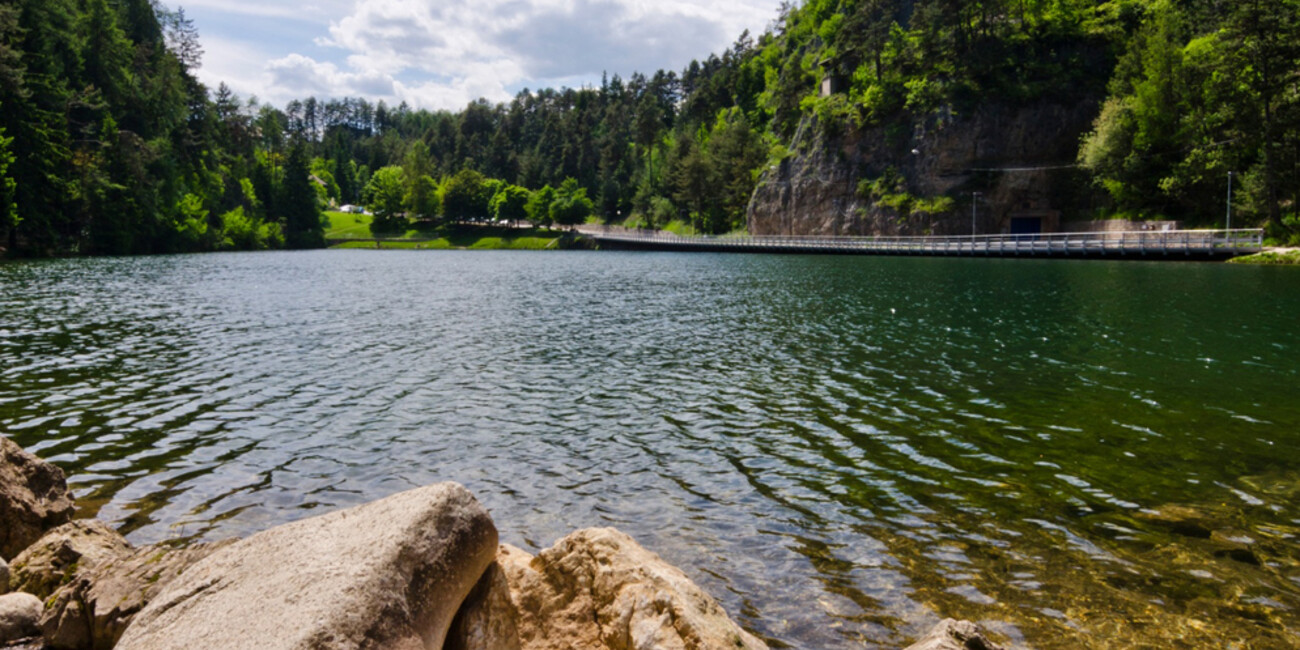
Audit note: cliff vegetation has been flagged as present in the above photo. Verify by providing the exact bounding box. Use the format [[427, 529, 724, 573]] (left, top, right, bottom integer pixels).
[[1, 0, 1298, 255]]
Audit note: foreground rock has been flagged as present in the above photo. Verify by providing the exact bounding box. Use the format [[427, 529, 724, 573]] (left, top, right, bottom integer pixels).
[[451, 528, 767, 650], [0, 436, 75, 560], [7, 517, 233, 649], [447, 562, 522, 650], [0, 593, 42, 644], [8, 520, 132, 599], [41, 540, 233, 650], [116, 483, 498, 650], [903, 619, 1005, 650]]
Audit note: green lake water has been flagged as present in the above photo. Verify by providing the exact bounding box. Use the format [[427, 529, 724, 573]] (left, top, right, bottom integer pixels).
[[1, 250, 1298, 648]]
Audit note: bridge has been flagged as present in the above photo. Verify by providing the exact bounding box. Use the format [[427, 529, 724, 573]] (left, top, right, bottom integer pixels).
[[578, 227, 1265, 260]]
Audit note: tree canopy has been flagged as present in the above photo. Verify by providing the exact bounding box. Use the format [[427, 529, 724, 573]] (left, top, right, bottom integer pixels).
[[1, 0, 1297, 255]]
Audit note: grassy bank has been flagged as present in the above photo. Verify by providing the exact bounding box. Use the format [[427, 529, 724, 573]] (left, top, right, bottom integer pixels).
[[1228, 249, 1300, 265], [332, 231, 563, 250], [326, 213, 568, 250]]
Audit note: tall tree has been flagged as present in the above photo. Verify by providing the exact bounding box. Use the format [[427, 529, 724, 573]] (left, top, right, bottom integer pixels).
[[443, 168, 488, 221], [1224, 0, 1300, 230], [364, 165, 407, 233], [280, 141, 324, 248]]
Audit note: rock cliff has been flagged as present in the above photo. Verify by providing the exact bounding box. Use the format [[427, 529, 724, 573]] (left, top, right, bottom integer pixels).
[[747, 101, 1100, 237]]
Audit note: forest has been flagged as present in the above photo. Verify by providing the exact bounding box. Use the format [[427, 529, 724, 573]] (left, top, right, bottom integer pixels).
[[0, 0, 1297, 256]]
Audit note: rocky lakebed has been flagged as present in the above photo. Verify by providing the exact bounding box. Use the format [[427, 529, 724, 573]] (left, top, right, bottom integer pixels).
[[0, 435, 1001, 650]]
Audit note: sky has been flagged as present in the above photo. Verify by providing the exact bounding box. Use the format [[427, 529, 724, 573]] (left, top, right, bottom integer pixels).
[[181, 0, 786, 112]]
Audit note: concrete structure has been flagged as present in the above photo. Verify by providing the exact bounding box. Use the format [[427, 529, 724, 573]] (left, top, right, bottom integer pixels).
[[580, 226, 1264, 260]]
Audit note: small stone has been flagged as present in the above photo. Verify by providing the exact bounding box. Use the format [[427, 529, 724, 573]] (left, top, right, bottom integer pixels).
[[1209, 530, 1262, 566], [1135, 505, 1214, 539], [0, 436, 76, 560], [1210, 530, 1256, 549], [904, 619, 1005, 650], [0, 592, 43, 643]]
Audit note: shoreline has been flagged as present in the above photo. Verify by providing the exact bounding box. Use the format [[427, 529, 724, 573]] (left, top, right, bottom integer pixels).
[[1, 435, 1003, 650], [1228, 247, 1300, 265]]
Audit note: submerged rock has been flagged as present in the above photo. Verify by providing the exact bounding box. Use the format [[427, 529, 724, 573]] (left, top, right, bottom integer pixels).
[[1135, 505, 1216, 539], [903, 619, 1005, 650], [8, 520, 132, 599], [116, 482, 498, 650], [458, 528, 767, 650], [0, 437, 75, 561], [0, 592, 43, 644]]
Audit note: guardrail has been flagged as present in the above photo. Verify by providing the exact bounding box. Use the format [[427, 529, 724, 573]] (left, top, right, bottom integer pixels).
[[579, 228, 1265, 259]]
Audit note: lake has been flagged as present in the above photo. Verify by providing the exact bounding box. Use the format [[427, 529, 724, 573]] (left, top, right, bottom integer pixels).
[[2, 250, 1298, 648]]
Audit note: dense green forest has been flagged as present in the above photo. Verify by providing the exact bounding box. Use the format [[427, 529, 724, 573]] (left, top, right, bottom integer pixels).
[[0, 0, 1297, 256]]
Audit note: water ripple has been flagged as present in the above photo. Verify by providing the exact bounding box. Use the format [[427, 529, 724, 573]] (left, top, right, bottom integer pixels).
[[2, 251, 1300, 648]]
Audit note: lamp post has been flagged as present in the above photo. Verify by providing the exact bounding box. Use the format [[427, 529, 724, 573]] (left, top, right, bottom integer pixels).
[[971, 192, 982, 242], [1226, 171, 1234, 231]]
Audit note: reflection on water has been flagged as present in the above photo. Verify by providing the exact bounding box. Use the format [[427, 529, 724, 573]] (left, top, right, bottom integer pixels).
[[2, 250, 1299, 647]]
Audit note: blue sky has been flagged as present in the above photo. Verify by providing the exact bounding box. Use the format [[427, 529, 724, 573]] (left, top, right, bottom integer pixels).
[[180, 0, 785, 111]]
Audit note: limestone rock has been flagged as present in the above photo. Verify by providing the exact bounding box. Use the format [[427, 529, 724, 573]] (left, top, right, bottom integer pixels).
[[116, 482, 498, 650], [40, 540, 233, 650], [747, 101, 1099, 238], [446, 562, 522, 650], [0, 592, 42, 644], [0, 436, 75, 560], [495, 528, 766, 650], [904, 619, 1005, 650], [9, 520, 132, 599]]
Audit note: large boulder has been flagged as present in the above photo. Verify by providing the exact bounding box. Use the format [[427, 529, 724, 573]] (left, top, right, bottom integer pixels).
[[8, 520, 132, 599], [0, 436, 75, 560], [40, 540, 234, 650], [0, 592, 42, 644], [903, 619, 1005, 650], [461, 528, 767, 650], [116, 482, 498, 650]]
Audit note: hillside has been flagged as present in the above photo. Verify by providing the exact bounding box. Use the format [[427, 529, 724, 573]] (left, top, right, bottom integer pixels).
[[750, 0, 1300, 237], [0, 0, 1297, 256]]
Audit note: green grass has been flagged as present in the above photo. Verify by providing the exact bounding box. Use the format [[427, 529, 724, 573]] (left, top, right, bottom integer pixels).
[[662, 220, 698, 236], [1228, 249, 1300, 265], [329, 224, 564, 250], [324, 211, 374, 239], [325, 211, 430, 239]]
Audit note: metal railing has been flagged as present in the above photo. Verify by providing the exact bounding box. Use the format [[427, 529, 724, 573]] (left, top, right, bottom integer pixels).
[[578, 227, 1265, 258]]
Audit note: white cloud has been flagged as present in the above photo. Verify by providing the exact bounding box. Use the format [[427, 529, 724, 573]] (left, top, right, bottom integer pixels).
[[267, 54, 398, 98], [196, 0, 783, 111], [195, 35, 279, 103], [173, 0, 352, 21]]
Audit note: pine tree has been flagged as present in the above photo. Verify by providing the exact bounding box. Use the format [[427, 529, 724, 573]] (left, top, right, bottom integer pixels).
[[280, 141, 324, 249]]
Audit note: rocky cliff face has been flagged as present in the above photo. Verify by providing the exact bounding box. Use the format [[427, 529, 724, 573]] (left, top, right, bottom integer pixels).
[[747, 100, 1100, 237]]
